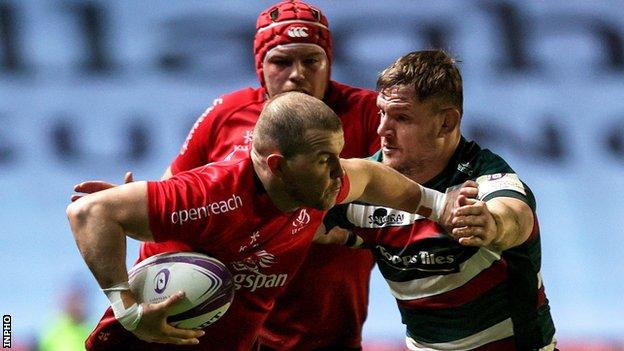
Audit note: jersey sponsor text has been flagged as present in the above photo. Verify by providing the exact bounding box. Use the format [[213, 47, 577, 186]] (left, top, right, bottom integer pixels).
[[233, 273, 288, 292], [171, 194, 243, 225], [369, 208, 405, 226], [377, 246, 455, 269]]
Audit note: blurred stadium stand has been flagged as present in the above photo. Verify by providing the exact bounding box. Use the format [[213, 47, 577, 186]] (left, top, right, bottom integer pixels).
[[1, 0, 623, 349]]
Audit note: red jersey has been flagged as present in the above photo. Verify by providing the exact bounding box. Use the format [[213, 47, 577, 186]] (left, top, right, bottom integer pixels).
[[169, 81, 380, 349], [85, 156, 351, 351]]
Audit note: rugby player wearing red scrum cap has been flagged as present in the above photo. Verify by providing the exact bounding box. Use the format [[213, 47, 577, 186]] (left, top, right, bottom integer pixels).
[[75, 1, 380, 350], [252, 3, 379, 350]]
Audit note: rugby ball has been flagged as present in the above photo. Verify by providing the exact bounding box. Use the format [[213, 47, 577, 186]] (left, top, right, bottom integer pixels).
[[128, 252, 234, 329]]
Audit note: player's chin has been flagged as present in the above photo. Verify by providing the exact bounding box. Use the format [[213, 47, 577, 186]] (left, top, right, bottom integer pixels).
[[381, 154, 402, 169]]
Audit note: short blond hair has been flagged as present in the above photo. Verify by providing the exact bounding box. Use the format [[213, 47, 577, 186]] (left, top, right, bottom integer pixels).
[[253, 92, 342, 158]]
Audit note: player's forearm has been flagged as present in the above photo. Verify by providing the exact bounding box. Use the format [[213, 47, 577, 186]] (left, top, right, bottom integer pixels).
[[67, 199, 130, 289], [67, 198, 147, 331], [342, 159, 449, 222], [487, 199, 533, 251], [359, 160, 422, 213], [363, 161, 450, 221]]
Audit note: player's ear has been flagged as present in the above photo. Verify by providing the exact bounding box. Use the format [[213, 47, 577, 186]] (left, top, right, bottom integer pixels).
[[438, 107, 461, 136], [266, 153, 286, 178]]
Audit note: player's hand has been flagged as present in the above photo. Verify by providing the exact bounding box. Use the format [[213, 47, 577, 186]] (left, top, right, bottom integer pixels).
[[438, 180, 479, 232], [132, 291, 205, 345], [71, 171, 134, 202], [450, 196, 498, 248]]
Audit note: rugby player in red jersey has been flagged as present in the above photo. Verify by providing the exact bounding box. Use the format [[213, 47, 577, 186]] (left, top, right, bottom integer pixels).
[[67, 92, 478, 350], [75, 1, 383, 349]]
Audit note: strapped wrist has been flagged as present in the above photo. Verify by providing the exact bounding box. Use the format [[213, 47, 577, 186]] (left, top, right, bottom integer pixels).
[[417, 185, 446, 222], [102, 281, 131, 293], [103, 282, 143, 331]]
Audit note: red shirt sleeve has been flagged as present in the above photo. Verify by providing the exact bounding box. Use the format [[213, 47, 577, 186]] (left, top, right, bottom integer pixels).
[[170, 99, 223, 174], [170, 88, 264, 174]]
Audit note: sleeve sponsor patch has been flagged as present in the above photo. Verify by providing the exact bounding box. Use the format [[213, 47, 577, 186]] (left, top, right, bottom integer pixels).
[[346, 203, 422, 228], [475, 173, 526, 199]]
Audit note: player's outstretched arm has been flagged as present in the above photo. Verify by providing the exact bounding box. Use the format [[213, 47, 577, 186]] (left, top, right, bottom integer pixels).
[[450, 195, 534, 251], [66, 182, 204, 344], [339, 158, 478, 228]]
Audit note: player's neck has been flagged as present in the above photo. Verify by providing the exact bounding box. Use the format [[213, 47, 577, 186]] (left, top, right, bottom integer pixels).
[[401, 139, 460, 184], [264, 182, 300, 213], [402, 164, 445, 184]]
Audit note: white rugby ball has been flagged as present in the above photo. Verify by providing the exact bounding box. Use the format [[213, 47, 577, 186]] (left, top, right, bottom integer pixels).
[[128, 252, 234, 329]]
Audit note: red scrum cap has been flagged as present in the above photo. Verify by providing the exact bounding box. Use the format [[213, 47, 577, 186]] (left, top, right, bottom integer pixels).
[[254, 0, 333, 87]]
